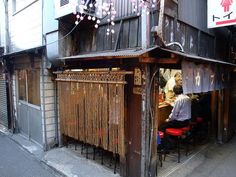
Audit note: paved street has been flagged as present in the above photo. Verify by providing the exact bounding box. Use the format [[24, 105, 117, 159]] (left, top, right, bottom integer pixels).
[[0, 133, 59, 177], [160, 135, 236, 177]]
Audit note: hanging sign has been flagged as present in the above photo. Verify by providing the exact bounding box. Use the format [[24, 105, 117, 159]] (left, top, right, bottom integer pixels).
[[207, 0, 236, 28], [182, 61, 227, 94]]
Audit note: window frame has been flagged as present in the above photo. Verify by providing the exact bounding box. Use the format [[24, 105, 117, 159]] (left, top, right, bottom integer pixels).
[[17, 69, 41, 107]]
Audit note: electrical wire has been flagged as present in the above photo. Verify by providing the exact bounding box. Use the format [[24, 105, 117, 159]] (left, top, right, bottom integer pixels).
[[45, 1, 111, 46], [45, 19, 82, 46]]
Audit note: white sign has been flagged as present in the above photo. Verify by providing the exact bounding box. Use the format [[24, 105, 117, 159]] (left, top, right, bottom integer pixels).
[[208, 0, 236, 28]]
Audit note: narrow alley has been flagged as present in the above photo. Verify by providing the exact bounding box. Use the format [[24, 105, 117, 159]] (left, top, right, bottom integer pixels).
[[159, 134, 236, 177], [0, 133, 59, 177]]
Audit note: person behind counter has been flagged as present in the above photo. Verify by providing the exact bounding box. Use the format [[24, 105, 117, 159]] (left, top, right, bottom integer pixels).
[[160, 85, 191, 149], [164, 72, 182, 100]]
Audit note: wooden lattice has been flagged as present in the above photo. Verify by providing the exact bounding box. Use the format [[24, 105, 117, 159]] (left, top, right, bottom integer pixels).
[[56, 71, 131, 84], [57, 71, 131, 157]]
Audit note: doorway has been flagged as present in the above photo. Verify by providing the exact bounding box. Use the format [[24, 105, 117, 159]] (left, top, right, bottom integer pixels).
[[17, 69, 42, 145]]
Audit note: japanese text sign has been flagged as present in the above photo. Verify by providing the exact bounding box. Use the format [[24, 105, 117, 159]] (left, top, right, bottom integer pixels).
[[208, 0, 236, 28]]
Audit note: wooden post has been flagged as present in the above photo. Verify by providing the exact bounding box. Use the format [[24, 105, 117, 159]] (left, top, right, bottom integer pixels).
[[211, 91, 218, 140], [140, 64, 158, 177], [217, 90, 223, 144], [141, 64, 150, 177], [149, 66, 158, 177], [223, 88, 230, 142]]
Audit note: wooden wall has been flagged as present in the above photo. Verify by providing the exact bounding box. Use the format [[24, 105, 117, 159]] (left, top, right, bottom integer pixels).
[[75, 17, 141, 53], [178, 0, 208, 32], [228, 72, 236, 138], [57, 71, 126, 157], [57, 0, 230, 63]]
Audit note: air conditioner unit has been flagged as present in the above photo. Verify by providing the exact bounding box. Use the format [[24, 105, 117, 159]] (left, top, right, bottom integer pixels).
[[54, 0, 102, 19]]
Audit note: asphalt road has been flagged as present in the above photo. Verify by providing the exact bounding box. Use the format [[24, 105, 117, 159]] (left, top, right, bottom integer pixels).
[[0, 133, 59, 177]]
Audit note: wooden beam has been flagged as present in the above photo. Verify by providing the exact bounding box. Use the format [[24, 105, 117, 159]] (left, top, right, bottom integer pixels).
[[139, 57, 180, 64], [139, 57, 158, 63], [157, 57, 180, 64]]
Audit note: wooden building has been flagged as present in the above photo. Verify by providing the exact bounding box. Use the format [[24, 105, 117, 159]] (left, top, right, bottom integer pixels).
[[0, 0, 236, 177], [51, 0, 236, 177], [0, 0, 59, 150]]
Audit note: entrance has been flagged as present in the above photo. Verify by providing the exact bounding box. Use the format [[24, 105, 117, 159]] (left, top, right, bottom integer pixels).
[[17, 69, 42, 145]]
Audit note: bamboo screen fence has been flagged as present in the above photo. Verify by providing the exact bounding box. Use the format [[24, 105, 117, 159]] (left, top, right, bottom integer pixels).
[[56, 71, 131, 157]]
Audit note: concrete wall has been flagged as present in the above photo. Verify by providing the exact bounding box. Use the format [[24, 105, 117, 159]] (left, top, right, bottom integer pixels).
[[40, 58, 59, 149]]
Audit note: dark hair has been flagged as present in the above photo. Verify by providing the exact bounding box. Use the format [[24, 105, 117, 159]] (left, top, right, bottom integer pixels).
[[173, 85, 183, 95]]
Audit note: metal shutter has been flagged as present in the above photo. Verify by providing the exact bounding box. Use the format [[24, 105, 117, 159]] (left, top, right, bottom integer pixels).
[[0, 73, 8, 128]]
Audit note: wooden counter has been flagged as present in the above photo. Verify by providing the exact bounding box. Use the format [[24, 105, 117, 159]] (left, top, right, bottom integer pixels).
[[157, 104, 172, 128]]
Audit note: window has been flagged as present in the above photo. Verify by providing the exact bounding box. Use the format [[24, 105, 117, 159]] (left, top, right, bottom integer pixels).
[[18, 69, 40, 106], [18, 70, 27, 101]]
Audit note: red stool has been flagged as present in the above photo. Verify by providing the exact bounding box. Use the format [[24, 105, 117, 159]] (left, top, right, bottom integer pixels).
[[159, 131, 164, 139], [181, 126, 190, 132], [166, 128, 183, 163], [196, 117, 203, 123]]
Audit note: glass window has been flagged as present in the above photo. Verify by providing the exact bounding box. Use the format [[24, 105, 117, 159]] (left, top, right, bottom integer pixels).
[[18, 70, 27, 101], [18, 69, 40, 106], [28, 70, 40, 106]]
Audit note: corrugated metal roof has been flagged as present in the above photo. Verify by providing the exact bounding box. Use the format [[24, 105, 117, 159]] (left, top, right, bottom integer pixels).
[[0, 46, 45, 58], [159, 48, 236, 67], [59, 45, 236, 67], [60, 46, 158, 60]]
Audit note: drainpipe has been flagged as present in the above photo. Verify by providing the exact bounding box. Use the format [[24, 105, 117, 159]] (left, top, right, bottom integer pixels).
[[141, 3, 150, 49], [156, 0, 165, 45], [41, 0, 59, 149], [141, 3, 151, 177], [2, 0, 13, 132]]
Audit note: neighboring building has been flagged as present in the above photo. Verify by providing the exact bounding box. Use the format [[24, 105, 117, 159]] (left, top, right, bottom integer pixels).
[[0, 0, 59, 150], [0, 0, 236, 177], [0, 0, 10, 129]]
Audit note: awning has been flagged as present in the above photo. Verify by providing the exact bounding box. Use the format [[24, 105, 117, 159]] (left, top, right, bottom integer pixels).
[[59, 46, 236, 67], [0, 46, 45, 59], [60, 46, 158, 61], [158, 47, 236, 67]]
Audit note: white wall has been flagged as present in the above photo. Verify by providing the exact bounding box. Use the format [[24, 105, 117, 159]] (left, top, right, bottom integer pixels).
[[7, 0, 42, 52], [0, 0, 6, 48]]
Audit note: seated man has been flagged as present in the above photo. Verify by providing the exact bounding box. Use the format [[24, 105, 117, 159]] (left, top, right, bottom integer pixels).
[[160, 85, 191, 149]]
